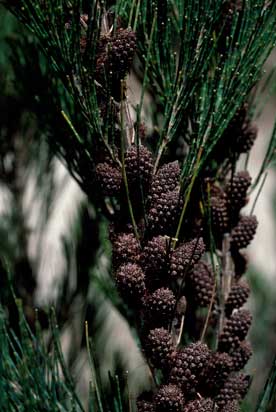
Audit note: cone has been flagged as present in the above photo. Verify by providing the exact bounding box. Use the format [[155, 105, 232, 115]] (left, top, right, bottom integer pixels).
[[169, 238, 205, 279], [225, 280, 250, 317], [218, 309, 252, 352], [231, 215, 258, 250], [154, 385, 184, 412], [170, 342, 211, 394], [144, 327, 174, 371], [143, 288, 176, 327], [115, 263, 146, 304]]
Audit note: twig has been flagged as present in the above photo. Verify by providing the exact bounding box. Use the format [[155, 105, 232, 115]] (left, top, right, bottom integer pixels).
[[218, 234, 231, 336]]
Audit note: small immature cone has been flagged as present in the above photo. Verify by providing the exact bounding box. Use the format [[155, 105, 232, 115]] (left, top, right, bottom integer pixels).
[[169, 238, 205, 279], [230, 215, 258, 250], [143, 288, 176, 327], [170, 342, 211, 395], [144, 327, 174, 371], [95, 162, 121, 196], [218, 309, 252, 352], [225, 280, 250, 317], [115, 263, 146, 305], [112, 232, 141, 268], [154, 384, 184, 412]]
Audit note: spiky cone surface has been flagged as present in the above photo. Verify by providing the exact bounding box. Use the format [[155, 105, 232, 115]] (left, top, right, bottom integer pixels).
[[213, 104, 257, 163], [115, 263, 146, 305], [169, 238, 205, 279], [144, 327, 174, 371], [204, 352, 233, 396], [137, 392, 155, 412], [230, 215, 258, 250], [210, 195, 229, 237], [218, 400, 240, 412], [112, 232, 141, 269], [231, 250, 248, 280], [153, 384, 184, 412], [95, 162, 121, 196], [125, 144, 153, 192], [107, 28, 136, 78], [141, 236, 171, 283], [226, 171, 252, 222], [225, 280, 250, 317], [137, 400, 155, 412], [96, 29, 136, 80], [215, 373, 250, 408], [148, 161, 180, 207], [148, 188, 183, 236], [143, 288, 176, 327], [183, 398, 214, 412], [218, 309, 252, 352], [186, 261, 214, 308], [170, 342, 211, 395], [230, 340, 252, 371]]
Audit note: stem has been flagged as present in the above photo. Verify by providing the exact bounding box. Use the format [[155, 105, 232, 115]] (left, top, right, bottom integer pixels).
[[120, 85, 140, 242], [173, 146, 203, 249], [218, 234, 231, 337]]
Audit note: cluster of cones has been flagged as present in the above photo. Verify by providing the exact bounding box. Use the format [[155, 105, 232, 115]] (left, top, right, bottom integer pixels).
[[99, 133, 256, 412], [72, 6, 259, 412]]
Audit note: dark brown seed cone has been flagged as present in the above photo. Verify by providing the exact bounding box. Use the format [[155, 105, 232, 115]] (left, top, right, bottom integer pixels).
[[112, 232, 141, 269], [212, 104, 257, 164], [148, 188, 183, 236], [154, 384, 184, 412], [144, 328, 174, 371], [148, 161, 180, 206], [95, 163, 122, 196], [183, 398, 214, 412], [141, 236, 171, 282], [226, 171, 252, 220], [237, 120, 257, 155], [218, 400, 240, 412], [218, 309, 252, 352], [107, 28, 136, 78], [125, 145, 153, 191], [232, 250, 248, 280], [96, 28, 136, 78], [115, 263, 146, 304], [137, 400, 155, 412], [143, 288, 176, 327], [225, 280, 250, 317], [186, 261, 214, 308], [137, 392, 156, 412], [204, 352, 233, 395], [210, 195, 229, 235], [170, 342, 211, 395], [215, 373, 250, 408], [231, 215, 258, 250], [169, 238, 205, 279], [230, 340, 252, 371]]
